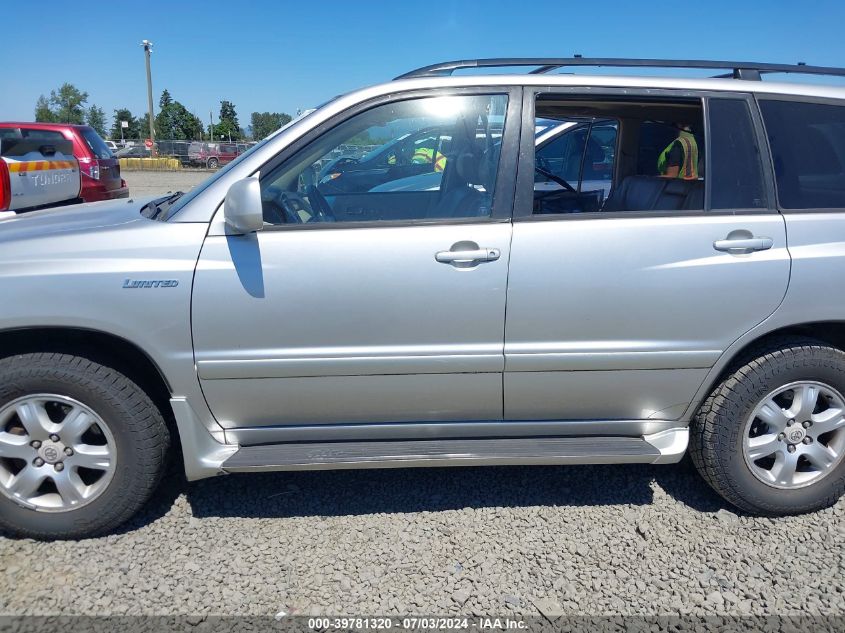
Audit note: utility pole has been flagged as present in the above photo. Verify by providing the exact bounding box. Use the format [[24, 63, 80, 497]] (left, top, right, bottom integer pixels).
[[209, 110, 214, 144], [141, 40, 156, 156]]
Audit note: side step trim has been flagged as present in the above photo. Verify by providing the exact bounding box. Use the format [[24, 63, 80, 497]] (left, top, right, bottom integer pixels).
[[221, 432, 686, 473]]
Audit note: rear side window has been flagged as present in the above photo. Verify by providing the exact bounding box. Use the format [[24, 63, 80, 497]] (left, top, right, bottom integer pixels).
[[80, 127, 113, 159], [708, 99, 766, 209], [760, 100, 845, 209]]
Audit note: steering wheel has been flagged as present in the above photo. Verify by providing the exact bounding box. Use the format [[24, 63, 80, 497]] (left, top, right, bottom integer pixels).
[[306, 185, 336, 222]]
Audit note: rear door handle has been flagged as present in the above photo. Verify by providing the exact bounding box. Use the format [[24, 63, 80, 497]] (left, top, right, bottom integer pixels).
[[713, 235, 774, 253], [435, 248, 500, 264]]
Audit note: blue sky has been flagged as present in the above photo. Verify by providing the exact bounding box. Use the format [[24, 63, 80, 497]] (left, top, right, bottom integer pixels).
[[2, 0, 845, 132]]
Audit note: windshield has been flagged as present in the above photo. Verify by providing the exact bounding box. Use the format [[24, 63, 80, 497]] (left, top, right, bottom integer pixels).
[[164, 108, 318, 219]]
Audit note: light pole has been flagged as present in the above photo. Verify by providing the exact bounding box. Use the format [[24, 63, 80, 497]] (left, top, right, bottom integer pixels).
[[141, 40, 155, 156]]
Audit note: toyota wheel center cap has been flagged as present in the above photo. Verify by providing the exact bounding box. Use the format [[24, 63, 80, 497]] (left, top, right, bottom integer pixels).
[[786, 426, 807, 445]]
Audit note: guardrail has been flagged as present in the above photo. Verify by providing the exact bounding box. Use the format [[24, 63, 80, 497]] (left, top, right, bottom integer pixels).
[[119, 157, 183, 171]]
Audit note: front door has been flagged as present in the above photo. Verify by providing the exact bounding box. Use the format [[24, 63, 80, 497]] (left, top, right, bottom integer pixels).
[[504, 91, 790, 421], [192, 91, 519, 430]]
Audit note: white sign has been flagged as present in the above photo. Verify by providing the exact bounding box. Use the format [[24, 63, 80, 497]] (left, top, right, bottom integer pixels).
[[121, 121, 129, 128]]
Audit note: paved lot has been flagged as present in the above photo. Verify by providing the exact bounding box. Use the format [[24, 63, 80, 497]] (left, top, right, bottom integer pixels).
[[1, 458, 843, 617], [2, 170, 844, 619], [123, 170, 212, 199]]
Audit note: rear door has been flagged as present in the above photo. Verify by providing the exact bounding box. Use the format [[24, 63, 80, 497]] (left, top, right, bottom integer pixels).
[[504, 89, 789, 422]]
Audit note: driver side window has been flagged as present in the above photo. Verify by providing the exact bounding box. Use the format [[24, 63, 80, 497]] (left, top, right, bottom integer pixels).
[[259, 94, 508, 225]]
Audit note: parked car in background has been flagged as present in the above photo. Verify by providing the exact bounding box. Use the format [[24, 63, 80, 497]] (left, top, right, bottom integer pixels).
[[115, 145, 152, 158], [157, 140, 192, 166], [105, 140, 118, 152], [0, 123, 127, 202], [187, 142, 238, 168], [0, 135, 81, 217]]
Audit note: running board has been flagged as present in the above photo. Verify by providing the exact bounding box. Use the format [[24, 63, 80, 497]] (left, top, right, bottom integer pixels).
[[221, 429, 688, 472]]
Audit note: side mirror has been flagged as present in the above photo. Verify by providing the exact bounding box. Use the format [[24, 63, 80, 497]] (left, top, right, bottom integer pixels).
[[223, 177, 264, 234]]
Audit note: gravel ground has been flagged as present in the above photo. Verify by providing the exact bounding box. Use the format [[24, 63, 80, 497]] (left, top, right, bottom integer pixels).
[[123, 169, 212, 199], [1, 458, 843, 617], [2, 170, 844, 619]]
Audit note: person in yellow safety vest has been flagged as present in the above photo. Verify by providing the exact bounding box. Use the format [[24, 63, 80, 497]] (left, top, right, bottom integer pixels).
[[657, 125, 699, 179], [411, 145, 448, 172]]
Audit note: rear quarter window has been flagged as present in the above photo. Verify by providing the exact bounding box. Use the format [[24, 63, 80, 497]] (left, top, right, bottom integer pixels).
[[79, 127, 114, 159], [760, 99, 845, 209]]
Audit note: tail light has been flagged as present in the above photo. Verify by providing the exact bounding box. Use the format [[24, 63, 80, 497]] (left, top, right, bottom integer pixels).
[[0, 160, 10, 211], [78, 156, 100, 180]]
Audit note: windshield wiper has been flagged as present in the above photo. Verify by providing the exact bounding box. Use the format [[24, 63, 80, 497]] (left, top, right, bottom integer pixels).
[[534, 166, 577, 194], [147, 191, 184, 219]]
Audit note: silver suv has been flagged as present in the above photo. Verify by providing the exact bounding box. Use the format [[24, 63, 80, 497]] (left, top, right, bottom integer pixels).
[[3, 58, 845, 538]]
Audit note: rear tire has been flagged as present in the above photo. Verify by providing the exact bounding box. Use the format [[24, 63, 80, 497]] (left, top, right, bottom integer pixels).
[[690, 338, 845, 515], [0, 353, 169, 539], [207, 157, 219, 169]]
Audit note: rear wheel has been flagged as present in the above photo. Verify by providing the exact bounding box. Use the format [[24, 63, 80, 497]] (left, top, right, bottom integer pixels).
[[207, 157, 219, 169], [0, 353, 169, 539], [690, 339, 845, 515]]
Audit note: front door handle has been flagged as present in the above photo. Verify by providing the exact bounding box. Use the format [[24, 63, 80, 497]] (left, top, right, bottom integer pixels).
[[713, 230, 774, 253], [435, 241, 501, 268]]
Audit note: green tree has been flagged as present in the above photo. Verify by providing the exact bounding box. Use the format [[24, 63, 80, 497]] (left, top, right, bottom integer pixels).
[[213, 100, 242, 141], [34, 95, 57, 122], [250, 111, 292, 140], [86, 105, 107, 137], [155, 100, 203, 140], [49, 83, 88, 124], [159, 89, 173, 109], [110, 109, 141, 141]]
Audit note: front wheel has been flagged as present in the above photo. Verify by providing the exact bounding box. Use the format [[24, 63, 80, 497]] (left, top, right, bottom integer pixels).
[[207, 157, 219, 169], [690, 339, 845, 515], [0, 353, 170, 539]]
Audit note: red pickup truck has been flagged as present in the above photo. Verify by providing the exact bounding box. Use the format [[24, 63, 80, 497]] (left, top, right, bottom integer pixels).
[[0, 123, 128, 202], [187, 142, 238, 169]]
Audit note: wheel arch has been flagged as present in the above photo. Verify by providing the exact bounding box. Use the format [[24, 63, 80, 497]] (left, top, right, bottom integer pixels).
[[688, 320, 845, 419], [0, 326, 174, 417]]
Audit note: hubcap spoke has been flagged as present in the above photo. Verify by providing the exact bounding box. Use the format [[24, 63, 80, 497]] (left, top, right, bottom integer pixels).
[[60, 407, 94, 442], [802, 442, 837, 469], [8, 467, 47, 499], [769, 451, 799, 487], [810, 407, 845, 435], [69, 445, 111, 471], [52, 469, 87, 505], [788, 384, 820, 421], [14, 401, 53, 440], [0, 433, 33, 460], [756, 400, 790, 432], [746, 434, 781, 461]]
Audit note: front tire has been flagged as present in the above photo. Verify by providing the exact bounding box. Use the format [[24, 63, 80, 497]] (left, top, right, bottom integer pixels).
[[0, 353, 169, 539], [690, 339, 845, 515], [207, 157, 219, 169]]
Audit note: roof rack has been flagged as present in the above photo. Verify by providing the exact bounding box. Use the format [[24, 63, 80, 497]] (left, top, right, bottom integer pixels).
[[395, 57, 845, 82]]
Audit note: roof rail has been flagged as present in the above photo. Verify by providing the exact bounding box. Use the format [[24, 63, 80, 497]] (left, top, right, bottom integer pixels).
[[394, 57, 845, 82]]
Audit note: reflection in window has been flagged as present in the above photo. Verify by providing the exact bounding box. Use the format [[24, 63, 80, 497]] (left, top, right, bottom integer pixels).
[[260, 95, 508, 224]]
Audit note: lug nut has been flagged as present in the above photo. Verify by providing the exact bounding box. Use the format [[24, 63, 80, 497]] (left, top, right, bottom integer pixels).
[[64, 447, 74, 456], [54, 463, 64, 472], [788, 444, 797, 453], [33, 457, 44, 467], [803, 420, 812, 428], [49, 434, 60, 442], [788, 419, 796, 426], [803, 437, 813, 444], [30, 440, 41, 449], [778, 433, 785, 441]]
